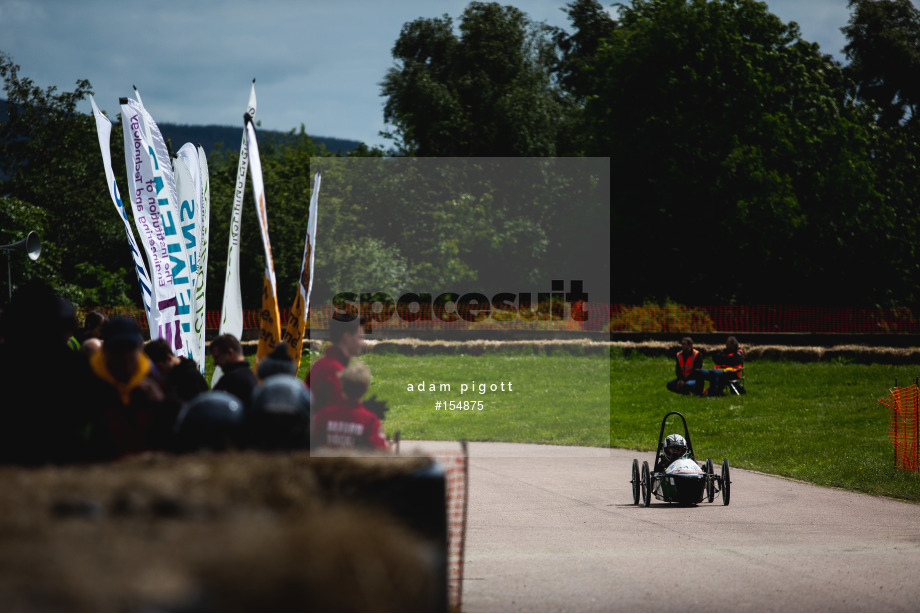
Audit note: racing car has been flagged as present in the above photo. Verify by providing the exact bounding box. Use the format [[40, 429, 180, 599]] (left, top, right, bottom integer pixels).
[[630, 411, 730, 506]]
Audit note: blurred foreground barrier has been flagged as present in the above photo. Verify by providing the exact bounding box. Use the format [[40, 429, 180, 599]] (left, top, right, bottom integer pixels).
[[0, 451, 455, 611]]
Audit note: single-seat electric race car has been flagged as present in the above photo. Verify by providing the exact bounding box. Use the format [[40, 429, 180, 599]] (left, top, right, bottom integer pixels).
[[630, 411, 731, 506]]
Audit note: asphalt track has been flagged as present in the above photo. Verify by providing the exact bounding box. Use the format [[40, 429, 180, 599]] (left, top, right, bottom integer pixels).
[[406, 440, 920, 613]]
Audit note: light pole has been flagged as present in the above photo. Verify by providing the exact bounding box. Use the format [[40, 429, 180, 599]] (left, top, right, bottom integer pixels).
[[0, 231, 42, 302]]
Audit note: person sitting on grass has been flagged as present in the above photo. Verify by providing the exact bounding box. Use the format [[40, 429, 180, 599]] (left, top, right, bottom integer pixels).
[[666, 336, 703, 396], [702, 336, 744, 396]]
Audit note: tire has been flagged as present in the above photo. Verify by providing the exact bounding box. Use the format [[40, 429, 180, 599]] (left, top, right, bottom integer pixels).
[[706, 457, 715, 503], [641, 461, 651, 507], [631, 459, 640, 505], [721, 459, 731, 506]]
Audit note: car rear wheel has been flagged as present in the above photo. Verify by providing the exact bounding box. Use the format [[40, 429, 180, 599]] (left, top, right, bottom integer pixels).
[[631, 458, 640, 505], [721, 459, 731, 506], [706, 457, 715, 503], [641, 461, 651, 507]]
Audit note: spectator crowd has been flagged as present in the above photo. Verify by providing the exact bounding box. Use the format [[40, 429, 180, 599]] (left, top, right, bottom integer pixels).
[[0, 281, 391, 465]]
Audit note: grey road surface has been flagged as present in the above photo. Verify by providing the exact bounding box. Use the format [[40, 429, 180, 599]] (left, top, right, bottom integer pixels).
[[405, 440, 920, 613]]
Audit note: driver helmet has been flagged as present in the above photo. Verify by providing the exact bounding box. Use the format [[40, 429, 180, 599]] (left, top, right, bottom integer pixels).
[[663, 433, 688, 462]]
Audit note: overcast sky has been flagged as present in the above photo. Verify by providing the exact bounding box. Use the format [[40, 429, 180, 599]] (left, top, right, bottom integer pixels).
[[0, 1, 891, 149]]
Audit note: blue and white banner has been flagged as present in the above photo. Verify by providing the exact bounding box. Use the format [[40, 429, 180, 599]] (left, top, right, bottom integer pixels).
[[129, 92, 194, 357], [89, 95, 155, 331], [119, 97, 174, 347], [120, 97, 186, 354], [173, 147, 204, 369]]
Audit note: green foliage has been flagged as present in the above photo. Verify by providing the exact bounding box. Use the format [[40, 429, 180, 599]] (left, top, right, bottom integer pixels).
[[70, 262, 134, 307], [843, 0, 920, 128], [321, 237, 410, 299], [381, 1, 571, 155], [0, 52, 133, 305], [609, 302, 715, 332], [594, 0, 887, 305], [309, 157, 609, 304]]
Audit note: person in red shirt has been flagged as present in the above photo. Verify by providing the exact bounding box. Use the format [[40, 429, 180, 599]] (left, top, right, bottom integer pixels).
[[305, 316, 365, 412], [312, 361, 387, 452], [702, 336, 745, 396]]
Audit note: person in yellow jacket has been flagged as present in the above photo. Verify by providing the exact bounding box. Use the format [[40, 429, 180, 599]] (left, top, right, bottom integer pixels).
[[666, 337, 704, 395], [86, 317, 181, 459]]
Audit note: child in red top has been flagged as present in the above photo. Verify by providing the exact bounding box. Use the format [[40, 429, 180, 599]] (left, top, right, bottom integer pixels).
[[312, 361, 387, 451]]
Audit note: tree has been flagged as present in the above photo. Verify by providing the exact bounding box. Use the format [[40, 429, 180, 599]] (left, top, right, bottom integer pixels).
[[589, 0, 884, 305], [0, 52, 131, 306], [381, 2, 569, 156], [843, 0, 920, 128]]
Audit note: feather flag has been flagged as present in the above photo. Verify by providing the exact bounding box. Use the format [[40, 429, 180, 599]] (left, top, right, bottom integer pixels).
[[172, 147, 205, 369], [89, 95, 156, 331], [213, 80, 256, 386], [282, 172, 321, 370], [195, 144, 211, 373], [129, 90, 194, 358], [244, 113, 281, 369], [119, 96, 183, 352]]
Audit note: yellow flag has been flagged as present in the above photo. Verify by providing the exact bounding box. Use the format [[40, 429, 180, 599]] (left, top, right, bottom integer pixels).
[[282, 173, 321, 371], [244, 115, 281, 368]]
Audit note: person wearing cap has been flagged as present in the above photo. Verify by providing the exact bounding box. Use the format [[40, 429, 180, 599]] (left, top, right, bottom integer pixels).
[[85, 317, 181, 459]]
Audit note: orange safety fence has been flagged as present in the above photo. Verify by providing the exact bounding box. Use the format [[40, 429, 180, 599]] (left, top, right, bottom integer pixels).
[[436, 442, 469, 613], [877, 384, 920, 472]]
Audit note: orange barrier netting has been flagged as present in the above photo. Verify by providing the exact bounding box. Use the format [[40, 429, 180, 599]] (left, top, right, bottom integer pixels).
[[878, 384, 920, 472], [435, 444, 469, 613], [79, 304, 920, 334]]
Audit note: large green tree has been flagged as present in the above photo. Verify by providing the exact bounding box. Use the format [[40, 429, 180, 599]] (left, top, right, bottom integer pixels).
[[381, 1, 569, 156], [591, 0, 886, 305]]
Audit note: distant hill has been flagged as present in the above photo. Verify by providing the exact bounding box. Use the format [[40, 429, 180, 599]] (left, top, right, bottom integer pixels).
[[157, 123, 363, 156], [0, 99, 363, 155]]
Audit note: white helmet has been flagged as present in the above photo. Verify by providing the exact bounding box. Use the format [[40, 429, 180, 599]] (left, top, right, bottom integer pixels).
[[663, 433, 688, 462]]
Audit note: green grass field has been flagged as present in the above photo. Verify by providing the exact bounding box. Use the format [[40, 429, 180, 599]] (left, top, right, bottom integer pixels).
[[207, 346, 920, 502]]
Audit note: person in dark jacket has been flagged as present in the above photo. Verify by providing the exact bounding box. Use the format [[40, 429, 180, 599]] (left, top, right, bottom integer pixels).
[[143, 338, 208, 402], [210, 333, 258, 409], [701, 336, 745, 396]]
